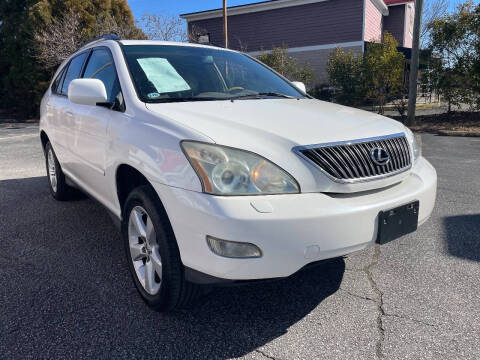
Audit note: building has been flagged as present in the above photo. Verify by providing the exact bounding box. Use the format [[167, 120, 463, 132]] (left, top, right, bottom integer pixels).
[[180, 0, 415, 85]]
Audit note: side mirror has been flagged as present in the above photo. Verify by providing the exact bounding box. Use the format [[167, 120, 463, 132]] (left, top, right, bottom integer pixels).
[[291, 81, 306, 94], [68, 79, 107, 106]]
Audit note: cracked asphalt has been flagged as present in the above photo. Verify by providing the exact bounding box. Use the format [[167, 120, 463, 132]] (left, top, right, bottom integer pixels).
[[0, 123, 479, 359]]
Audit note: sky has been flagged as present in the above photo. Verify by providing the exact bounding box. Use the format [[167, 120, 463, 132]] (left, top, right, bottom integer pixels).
[[128, 0, 256, 19], [127, 0, 477, 20]]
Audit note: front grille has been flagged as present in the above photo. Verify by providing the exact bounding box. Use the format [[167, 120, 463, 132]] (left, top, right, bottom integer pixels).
[[295, 133, 411, 182]]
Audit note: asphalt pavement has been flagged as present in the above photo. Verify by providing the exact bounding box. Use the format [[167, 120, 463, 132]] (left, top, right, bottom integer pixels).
[[0, 123, 479, 359]]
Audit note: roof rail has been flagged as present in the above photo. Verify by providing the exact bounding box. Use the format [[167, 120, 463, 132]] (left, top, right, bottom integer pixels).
[[80, 34, 121, 49]]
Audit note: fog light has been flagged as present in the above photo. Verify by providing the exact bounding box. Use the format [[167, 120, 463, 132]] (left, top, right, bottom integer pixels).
[[206, 236, 262, 258]]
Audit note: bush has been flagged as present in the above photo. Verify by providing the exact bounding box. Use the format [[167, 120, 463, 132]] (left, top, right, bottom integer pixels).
[[307, 84, 335, 102], [428, 1, 480, 112], [363, 32, 405, 114], [325, 32, 405, 114], [326, 48, 364, 106], [257, 47, 314, 87]]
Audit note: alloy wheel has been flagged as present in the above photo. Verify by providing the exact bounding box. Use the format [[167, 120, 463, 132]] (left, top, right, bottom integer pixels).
[[47, 148, 57, 193], [128, 206, 162, 295]]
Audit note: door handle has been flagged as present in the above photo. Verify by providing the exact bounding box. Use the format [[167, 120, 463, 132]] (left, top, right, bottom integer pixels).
[[65, 111, 74, 117]]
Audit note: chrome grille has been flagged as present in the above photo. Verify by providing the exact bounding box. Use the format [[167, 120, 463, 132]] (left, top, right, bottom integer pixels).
[[295, 133, 412, 183]]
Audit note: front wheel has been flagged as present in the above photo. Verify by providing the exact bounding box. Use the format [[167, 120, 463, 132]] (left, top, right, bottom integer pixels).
[[122, 185, 201, 311]]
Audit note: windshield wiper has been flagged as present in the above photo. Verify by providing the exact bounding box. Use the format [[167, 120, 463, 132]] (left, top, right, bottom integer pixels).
[[148, 97, 226, 103], [149, 93, 298, 103], [258, 92, 296, 98], [229, 92, 296, 100]]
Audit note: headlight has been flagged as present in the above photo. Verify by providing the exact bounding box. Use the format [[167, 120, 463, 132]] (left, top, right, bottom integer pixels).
[[181, 141, 300, 195], [404, 127, 421, 162]]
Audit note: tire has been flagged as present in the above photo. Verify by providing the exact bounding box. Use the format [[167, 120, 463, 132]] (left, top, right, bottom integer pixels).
[[45, 142, 74, 201], [122, 185, 201, 311]]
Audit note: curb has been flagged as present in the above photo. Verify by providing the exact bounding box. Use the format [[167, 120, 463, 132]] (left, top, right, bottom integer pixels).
[[436, 130, 480, 137], [413, 129, 480, 138], [0, 119, 39, 125]]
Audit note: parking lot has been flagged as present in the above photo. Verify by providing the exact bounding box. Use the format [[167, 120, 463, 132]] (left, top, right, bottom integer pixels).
[[0, 123, 479, 359]]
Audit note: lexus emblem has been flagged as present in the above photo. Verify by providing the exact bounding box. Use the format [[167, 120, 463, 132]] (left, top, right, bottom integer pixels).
[[370, 147, 390, 166]]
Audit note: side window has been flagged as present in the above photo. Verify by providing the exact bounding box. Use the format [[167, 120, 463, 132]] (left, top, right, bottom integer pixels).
[[61, 52, 89, 96], [51, 66, 66, 95], [83, 48, 125, 111]]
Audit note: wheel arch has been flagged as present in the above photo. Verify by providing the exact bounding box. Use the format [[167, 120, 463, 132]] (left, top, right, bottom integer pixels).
[[115, 164, 169, 219], [40, 130, 49, 152]]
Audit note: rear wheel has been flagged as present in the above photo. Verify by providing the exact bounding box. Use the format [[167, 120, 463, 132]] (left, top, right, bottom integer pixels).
[[45, 142, 74, 201], [122, 185, 201, 311]]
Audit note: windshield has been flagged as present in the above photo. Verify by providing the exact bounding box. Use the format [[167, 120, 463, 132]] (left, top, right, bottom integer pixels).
[[121, 45, 306, 103]]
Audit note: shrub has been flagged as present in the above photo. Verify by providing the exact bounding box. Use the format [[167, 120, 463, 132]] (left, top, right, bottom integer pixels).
[[363, 32, 405, 114], [307, 84, 335, 102], [326, 48, 365, 106], [325, 32, 405, 115], [257, 47, 314, 87], [428, 1, 480, 111]]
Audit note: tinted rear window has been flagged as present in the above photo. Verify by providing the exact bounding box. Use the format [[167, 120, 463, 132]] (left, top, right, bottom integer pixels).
[[61, 52, 89, 95], [51, 66, 66, 95]]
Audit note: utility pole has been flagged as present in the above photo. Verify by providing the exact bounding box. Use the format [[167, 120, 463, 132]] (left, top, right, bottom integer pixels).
[[407, 0, 424, 126], [223, 0, 228, 48]]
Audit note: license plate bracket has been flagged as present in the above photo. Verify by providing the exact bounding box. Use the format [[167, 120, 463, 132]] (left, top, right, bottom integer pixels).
[[376, 201, 419, 244]]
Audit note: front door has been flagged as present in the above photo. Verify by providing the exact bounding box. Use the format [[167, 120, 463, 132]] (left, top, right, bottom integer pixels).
[[68, 47, 125, 203]]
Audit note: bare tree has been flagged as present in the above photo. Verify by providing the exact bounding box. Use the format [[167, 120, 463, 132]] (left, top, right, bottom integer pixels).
[[34, 11, 145, 69], [235, 37, 249, 53], [421, 0, 448, 46], [94, 14, 147, 40], [139, 14, 187, 42], [34, 12, 84, 69], [188, 24, 209, 44]]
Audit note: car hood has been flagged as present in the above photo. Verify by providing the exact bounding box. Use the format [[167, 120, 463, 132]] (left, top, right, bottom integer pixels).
[[146, 99, 404, 146], [146, 99, 410, 193]]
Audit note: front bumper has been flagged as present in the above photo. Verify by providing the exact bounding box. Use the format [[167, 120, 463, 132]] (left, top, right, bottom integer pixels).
[[152, 157, 437, 281]]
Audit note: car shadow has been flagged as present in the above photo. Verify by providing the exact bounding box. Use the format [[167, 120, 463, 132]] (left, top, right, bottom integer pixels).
[[0, 176, 345, 359], [443, 214, 480, 262]]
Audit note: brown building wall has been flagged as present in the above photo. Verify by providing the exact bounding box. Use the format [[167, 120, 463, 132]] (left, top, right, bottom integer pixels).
[[188, 0, 364, 52]]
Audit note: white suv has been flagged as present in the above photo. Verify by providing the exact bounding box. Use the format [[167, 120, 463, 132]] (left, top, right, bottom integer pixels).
[[40, 36, 437, 311]]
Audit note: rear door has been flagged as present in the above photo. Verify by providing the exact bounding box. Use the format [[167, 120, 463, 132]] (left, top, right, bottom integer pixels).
[[50, 51, 89, 172], [45, 65, 67, 159], [68, 47, 125, 202]]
